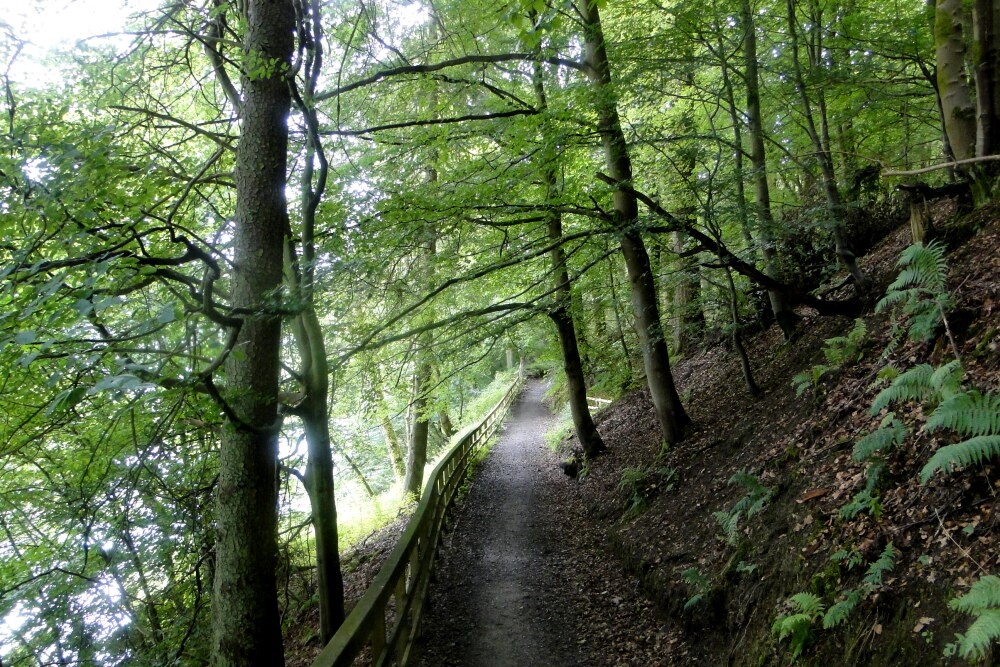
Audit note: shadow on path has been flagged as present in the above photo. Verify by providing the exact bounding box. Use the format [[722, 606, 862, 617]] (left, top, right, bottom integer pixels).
[[410, 379, 590, 667]]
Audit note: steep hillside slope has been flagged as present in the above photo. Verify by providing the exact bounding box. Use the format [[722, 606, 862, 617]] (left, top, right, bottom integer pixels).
[[566, 204, 1000, 665]]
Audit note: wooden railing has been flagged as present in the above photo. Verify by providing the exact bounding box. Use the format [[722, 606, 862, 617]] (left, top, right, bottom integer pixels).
[[587, 395, 611, 413], [310, 370, 524, 667]]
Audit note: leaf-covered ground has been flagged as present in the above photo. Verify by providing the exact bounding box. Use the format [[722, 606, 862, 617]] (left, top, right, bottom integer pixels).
[[561, 200, 1000, 665]]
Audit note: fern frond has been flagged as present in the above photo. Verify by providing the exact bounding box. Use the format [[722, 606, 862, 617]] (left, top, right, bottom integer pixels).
[[895, 240, 949, 289], [729, 470, 765, 491], [853, 415, 906, 462], [713, 509, 741, 544], [789, 592, 826, 616], [929, 360, 963, 395], [823, 591, 861, 629], [772, 612, 813, 640], [875, 288, 917, 313], [862, 543, 897, 588], [953, 608, 1000, 660], [920, 435, 1000, 482], [870, 364, 935, 414], [950, 576, 1000, 614], [927, 391, 1000, 437]]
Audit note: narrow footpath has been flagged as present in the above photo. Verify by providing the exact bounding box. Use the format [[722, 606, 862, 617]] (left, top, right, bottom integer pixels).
[[411, 379, 590, 667]]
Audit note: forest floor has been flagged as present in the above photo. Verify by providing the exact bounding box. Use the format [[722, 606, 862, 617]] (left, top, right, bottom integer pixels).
[[288, 197, 999, 666]]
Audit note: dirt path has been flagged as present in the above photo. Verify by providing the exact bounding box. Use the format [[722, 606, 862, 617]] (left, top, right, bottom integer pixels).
[[411, 379, 591, 667]]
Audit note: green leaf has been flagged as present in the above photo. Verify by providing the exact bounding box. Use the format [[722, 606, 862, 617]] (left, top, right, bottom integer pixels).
[[45, 386, 88, 416], [921, 435, 1000, 482], [14, 331, 37, 345]]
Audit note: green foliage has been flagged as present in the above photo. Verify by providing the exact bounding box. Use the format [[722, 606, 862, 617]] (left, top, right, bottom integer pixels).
[[945, 575, 1000, 660], [869, 356, 1000, 482], [772, 593, 826, 658], [870, 363, 939, 413], [618, 465, 677, 519], [775, 544, 897, 658], [713, 471, 773, 545], [876, 240, 954, 343], [793, 319, 868, 398], [921, 435, 1000, 482], [863, 542, 898, 588], [839, 460, 886, 520], [853, 413, 907, 462], [926, 391, 1000, 437], [681, 566, 711, 610]]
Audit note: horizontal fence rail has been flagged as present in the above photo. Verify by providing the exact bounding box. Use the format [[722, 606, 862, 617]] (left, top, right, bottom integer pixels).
[[586, 395, 611, 413], [310, 368, 524, 667]]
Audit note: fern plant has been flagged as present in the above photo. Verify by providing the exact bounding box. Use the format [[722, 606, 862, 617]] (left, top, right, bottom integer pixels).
[[793, 319, 868, 398], [853, 413, 907, 462], [712, 471, 774, 545], [772, 593, 825, 659], [945, 575, 1000, 660], [681, 567, 711, 610], [876, 240, 954, 345], [922, 390, 1000, 482], [618, 465, 676, 519], [865, 357, 1000, 482], [775, 544, 897, 657], [839, 460, 886, 520]]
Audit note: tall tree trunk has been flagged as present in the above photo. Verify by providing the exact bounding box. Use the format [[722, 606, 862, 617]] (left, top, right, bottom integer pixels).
[[786, 0, 869, 291], [717, 31, 756, 259], [741, 0, 798, 338], [380, 411, 405, 480], [670, 228, 703, 355], [404, 175, 436, 498], [404, 350, 432, 496], [211, 0, 291, 663], [937, 0, 978, 162], [974, 0, 1000, 158], [531, 47, 605, 459], [285, 0, 345, 640], [580, 0, 690, 446]]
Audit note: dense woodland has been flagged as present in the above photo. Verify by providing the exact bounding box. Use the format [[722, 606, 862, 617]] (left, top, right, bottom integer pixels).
[[0, 0, 998, 664]]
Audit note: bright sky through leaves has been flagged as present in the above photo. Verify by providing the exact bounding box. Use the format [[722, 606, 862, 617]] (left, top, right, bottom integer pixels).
[[3, 0, 161, 85]]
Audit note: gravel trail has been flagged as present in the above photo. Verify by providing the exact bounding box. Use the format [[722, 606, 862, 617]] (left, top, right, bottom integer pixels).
[[410, 379, 591, 667]]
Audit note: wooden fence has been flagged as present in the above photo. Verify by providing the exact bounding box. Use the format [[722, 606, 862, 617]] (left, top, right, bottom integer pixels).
[[587, 395, 611, 413], [309, 370, 524, 667]]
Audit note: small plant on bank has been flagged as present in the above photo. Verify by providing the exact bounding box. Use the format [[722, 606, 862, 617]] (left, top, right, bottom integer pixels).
[[712, 471, 774, 545], [618, 465, 677, 519], [773, 544, 897, 658], [876, 240, 955, 347], [793, 319, 869, 399], [681, 566, 711, 610], [772, 593, 825, 659], [862, 359, 1000, 483], [945, 575, 1000, 661]]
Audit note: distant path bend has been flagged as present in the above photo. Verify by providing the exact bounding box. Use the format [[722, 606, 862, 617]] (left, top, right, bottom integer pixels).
[[411, 379, 590, 667]]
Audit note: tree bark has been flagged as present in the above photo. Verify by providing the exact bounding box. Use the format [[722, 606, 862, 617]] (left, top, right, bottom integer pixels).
[[285, 0, 345, 638], [580, 0, 690, 446], [531, 49, 605, 458], [974, 0, 1000, 158], [211, 0, 292, 664], [670, 229, 703, 355], [741, 0, 798, 338], [786, 0, 869, 291], [404, 353, 432, 496], [936, 0, 978, 161], [380, 408, 405, 480]]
